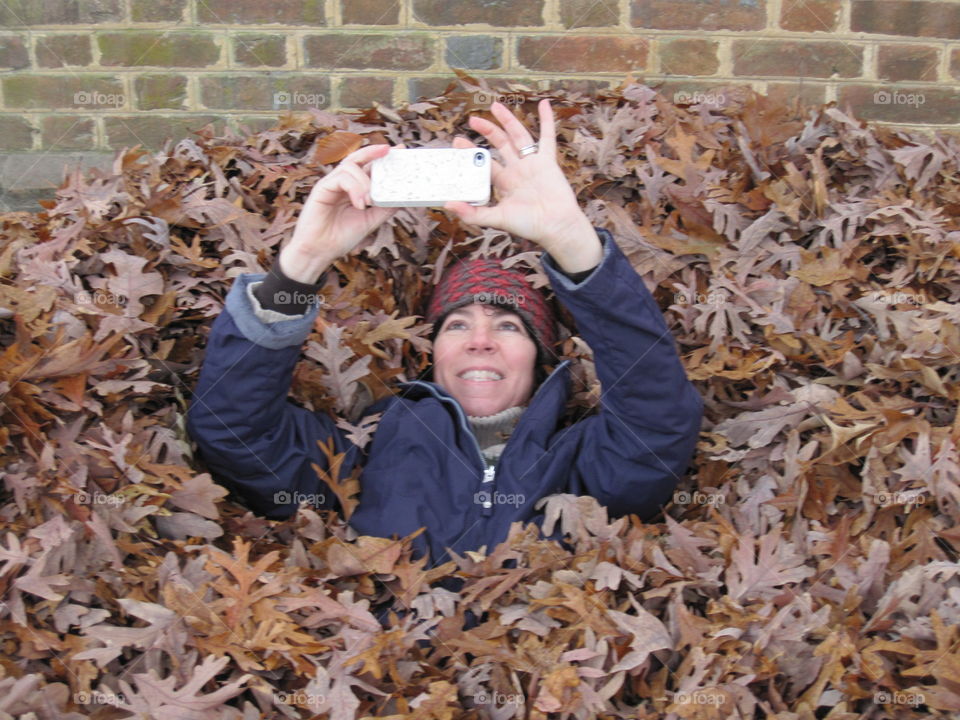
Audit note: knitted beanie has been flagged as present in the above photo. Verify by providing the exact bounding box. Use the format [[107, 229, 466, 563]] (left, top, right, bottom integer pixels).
[[426, 258, 558, 363]]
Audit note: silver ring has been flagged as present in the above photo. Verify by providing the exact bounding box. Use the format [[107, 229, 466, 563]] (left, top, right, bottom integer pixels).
[[518, 143, 539, 157]]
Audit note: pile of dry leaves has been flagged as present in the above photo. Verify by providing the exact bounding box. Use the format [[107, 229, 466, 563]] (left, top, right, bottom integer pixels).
[[0, 74, 958, 719]]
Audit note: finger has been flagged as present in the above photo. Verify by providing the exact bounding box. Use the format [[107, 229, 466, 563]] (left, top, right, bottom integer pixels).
[[451, 136, 476, 149], [538, 98, 556, 156], [469, 115, 519, 163], [444, 200, 506, 230], [489, 101, 535, 152], [344, 142, 391, 168]]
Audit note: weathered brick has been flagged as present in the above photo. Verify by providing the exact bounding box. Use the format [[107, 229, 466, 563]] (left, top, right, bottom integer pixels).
[[339, 76, 395, 108], [632, 0, 764, 31], [305, 34, 435, 70], [446, 36, 502, 70], [0, 35, 28, 69], [200, 75, 330, 111], [560, 0, 619, 28], [766, 82, 828, 108], [657, 81, 745, 110], [98, 32, 221, 68], [413, 0, 544, 26], [0, 116, 35, 150], [131, 0, 187, 22], [659, 38, 719, 76], [408, 77, 460, 102], [41, 116, 96, 150], [104, 115, 225, 150], [135, 74, 188, 110], [235, 116, 284, 135], [839, 85, 958, 123], [852, 1, 960, 39], [733, 40, 862, 78], [0, 0, 122, 26], [36, 35, 92, 68], [342, 0, 400, 25], [952, 49, 960, 80], [780, 0, 841, 32], [198, 0, 325, 25], [517, 36, 647, 73], [547, 78, 610, 95], [3, 75, 125, 110], [233, 34, 287, 67], [878, 44, 938, 81]]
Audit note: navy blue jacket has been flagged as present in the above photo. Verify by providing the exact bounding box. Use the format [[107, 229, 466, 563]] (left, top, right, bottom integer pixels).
[[186, 229, 703, 566]]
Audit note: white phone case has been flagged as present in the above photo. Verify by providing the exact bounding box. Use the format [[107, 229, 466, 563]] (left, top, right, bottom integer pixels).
[[370, 148, 491, 207]]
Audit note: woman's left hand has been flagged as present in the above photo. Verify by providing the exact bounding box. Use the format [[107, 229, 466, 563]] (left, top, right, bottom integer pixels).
[[445, 99, 599, 264]]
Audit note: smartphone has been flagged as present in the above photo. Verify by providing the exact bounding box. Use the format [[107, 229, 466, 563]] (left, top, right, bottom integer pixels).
[[370, 148, 491, 207]]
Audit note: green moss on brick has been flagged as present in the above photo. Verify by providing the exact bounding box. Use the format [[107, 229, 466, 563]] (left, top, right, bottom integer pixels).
[[98, 32, 220, 68]]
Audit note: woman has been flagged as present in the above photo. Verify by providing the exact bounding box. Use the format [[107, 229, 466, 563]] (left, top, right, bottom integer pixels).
[[186, 100, 703, 569]]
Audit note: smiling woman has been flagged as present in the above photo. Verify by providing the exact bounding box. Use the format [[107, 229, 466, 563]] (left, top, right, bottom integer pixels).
[[186, 99, 704, 589]]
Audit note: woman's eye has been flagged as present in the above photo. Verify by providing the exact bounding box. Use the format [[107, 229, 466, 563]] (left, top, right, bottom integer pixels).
[[445, 320, 466, 330], [499, 322, 519, 331]]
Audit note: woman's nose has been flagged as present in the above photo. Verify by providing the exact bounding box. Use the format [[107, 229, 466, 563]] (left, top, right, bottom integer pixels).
[[466, 324, 495, 350]]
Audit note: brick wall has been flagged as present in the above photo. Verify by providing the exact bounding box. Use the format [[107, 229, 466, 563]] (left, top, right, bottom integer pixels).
[[1, 0, 959, 208]]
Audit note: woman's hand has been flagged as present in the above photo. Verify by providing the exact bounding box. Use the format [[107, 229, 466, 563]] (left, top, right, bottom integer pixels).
[[280, 143, 403, 284], [444, 99, 601, 272]]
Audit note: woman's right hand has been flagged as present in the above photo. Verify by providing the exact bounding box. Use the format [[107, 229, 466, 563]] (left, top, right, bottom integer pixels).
[[279, 143, 403, 284]]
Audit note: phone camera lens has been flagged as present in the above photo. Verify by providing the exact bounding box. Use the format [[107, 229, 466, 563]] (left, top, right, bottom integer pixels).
[[473, 151, 485, 166]]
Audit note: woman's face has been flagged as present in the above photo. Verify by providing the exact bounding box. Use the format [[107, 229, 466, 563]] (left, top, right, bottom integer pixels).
[[432, 303, 538, 417]]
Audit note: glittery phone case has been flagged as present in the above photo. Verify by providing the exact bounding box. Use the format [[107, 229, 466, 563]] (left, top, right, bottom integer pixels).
[[370, 148, 491, 207]]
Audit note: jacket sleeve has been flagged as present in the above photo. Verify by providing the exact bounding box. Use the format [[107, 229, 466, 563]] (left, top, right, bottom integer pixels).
[[186, 273, 360, 520], [541, 228, 704, 520]]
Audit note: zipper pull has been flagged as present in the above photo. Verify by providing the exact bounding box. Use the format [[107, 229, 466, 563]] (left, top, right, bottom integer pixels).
[[483, 466, 495, 485]]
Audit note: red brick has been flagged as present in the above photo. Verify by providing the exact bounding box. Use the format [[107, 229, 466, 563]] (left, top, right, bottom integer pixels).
[[2, 75, 125, 109], [851, 1, 960, 39], [98, 32, 221, 68], [659, 38, 719, 76], [198, 0, 325, 25], [546, 78, 610, 95], [780, 0, 841, 32], [342, 0, 400, 25], [233, 34, 287, 67], [632, 0, 764, 31], [878, 44, 938, 81], [199, 75, 330, 111], [766, 82, 828, 108], [0, 35, 28, 69], [41, 116, 96, 150], [36, 35, 92, 68], [131, 0, 187, 22], [413, 0, 544, 26], [0, 1, 122, 26], [560, 0, 619, 28], [339, 76, 395, 108], [517, 36, 647, 72], [0, 115, 35, 150], [408, 77, 459, 102], [733, 40, 863, 78], [104, 115, 225, 150], [838, 85, 959, 123], [305, 34, 435, 70]]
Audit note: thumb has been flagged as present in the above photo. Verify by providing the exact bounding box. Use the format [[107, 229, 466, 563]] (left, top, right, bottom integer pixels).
[[445, 201, 505, 229]]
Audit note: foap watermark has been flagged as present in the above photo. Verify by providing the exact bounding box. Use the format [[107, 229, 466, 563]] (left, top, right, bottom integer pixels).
[[74, 690, 126, 706], [474, 490, 525, 509], [673, 690, 726, 707], [674, 90, 727, 108], [473, 91, 525, 106], [74, 290, 127, 307], [272, 291, 324, 308], [673, 490, 725, 507], [673, 290, 726, 306], [873, 89, 925, 108], [273, 91, 326, 110], [867, 290, 927, 306], [473, 290, 526, 306], [274, 690, 325, 708], [875, 491, 927, 508], [875, 690, 924, 707], [474, 690, 524, 706], [73, 90, 125, 108], [274, 490, 326, 507], [74, 490, 125, 507]]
